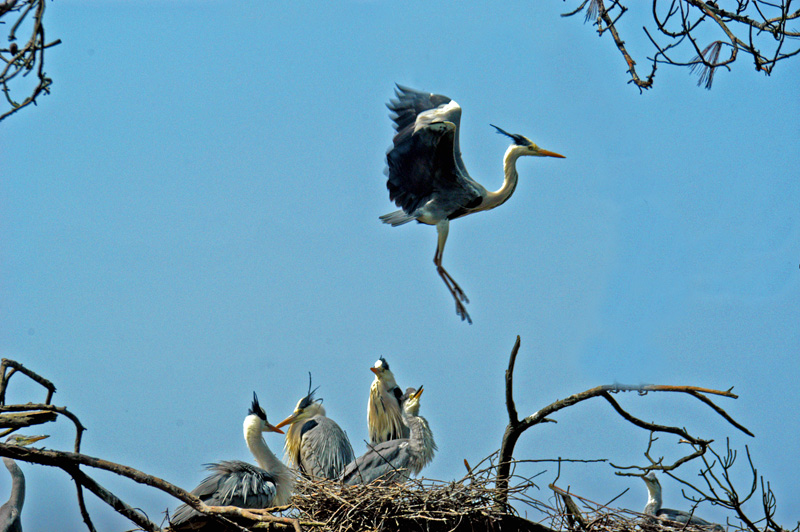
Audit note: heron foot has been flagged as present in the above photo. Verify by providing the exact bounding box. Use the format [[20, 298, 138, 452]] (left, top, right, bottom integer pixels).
[[436, 265, 472, 324]]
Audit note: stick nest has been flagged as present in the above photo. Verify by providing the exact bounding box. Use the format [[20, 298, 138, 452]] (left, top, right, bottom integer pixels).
[[287, 466, 549, 532]]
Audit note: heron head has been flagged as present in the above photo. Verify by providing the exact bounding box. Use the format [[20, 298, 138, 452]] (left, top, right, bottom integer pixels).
[[370, 357, 397, 384], [642, 472, 662, 493], [275, 374, 324, 429], [491, 124, 565, 159], [401, 386, 424, 416], [248, 392, 284, 434], [4, 434, 48, 446]]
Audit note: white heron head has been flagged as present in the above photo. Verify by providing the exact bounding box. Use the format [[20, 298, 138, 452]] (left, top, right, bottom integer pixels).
[[401, 386, 424, 416], [246, 392, 284, 434], [370, 357, 398, 388], [642, 472, 663, 495], [491, 124, 565, 159]]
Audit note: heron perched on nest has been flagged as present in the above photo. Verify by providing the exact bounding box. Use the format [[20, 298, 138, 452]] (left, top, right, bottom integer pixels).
[[275, 376, 354, 479], [171, 393, 293, 526], [367, 357, 408, 445], [1, 434, 48, 532], [342, 386, 436, 485], [642, 473, 724, 531], [380, 85, 565, 324]]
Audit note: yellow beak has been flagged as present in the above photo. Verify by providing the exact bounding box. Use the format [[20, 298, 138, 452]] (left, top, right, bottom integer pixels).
[[539, 148, 565, 159], [274, 412, 300, 430]]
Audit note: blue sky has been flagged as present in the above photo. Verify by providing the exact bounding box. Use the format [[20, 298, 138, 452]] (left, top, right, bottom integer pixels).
[[2, 1, 798, 530]]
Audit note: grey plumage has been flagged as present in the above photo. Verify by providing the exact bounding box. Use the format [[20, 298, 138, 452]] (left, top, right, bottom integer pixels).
[[642, 473, 724, 531], [342, 386, 436, 485], [380, 85, 565, 324], [0, 435, 47, 532], [171, 460, 281, 525], [276, 377, 354, 479], [171, 393, 292, 527]]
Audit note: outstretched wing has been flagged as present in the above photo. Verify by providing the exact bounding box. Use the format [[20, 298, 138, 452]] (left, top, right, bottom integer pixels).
[[385, 85, 485, 219], [171, 460, 278, 526]]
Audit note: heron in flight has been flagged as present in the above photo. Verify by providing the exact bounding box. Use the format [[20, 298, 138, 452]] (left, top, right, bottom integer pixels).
[[1, 434, 48, 532], [367, 357, 408, 444], [274, 376, 354, 479], [381, 85, 565, 324], [642, 473, 725, 531], [342, 386, 436, 485], [171, 393, 293, 526]]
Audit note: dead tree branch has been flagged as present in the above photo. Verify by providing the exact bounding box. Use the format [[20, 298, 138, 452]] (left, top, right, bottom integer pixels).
[[562, 0, 800, 90], [0, 442, 307, 531], [0, 0, 61, 122], [494, 335, 751, 510]]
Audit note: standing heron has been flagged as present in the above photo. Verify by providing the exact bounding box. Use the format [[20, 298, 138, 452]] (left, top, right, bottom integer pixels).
[[342, 386, 436, 485], [381, 85, 566, 323], [642, 473, 725, 531], [367, 357, 408, 444], [171, 393, 293, 526], [1, 434, 48, 532], [274, 376, 354, 479]]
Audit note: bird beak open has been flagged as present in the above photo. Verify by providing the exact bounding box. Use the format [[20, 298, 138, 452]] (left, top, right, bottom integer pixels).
[[274, 412, 299, 430], [266, 423, 284, 435], [414, 386, 424, 399], [538, 148, 565, 159]]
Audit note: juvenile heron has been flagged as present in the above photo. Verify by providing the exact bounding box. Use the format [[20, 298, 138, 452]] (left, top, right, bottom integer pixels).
[[342, 386, 436, 485], [171, 393, 293, 526], [1, 434, 48, 532], [274, 376, 354, 479], [642, 473, 724, 531], [381, 85, 565, 324], [367, 357, 408, 444]]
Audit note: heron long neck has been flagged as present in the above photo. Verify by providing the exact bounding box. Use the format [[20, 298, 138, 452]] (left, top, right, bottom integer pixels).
[[482, 145, 522, 211], [644, 481, 663, 515], [3, 456, 25, 512], [243, 418, 294, 505]]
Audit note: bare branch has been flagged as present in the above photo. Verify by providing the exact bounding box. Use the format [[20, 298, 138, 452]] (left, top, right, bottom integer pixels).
[[0, 0, 61, 122], [563, 0, 800, 89], [493, 335, 749, 509]]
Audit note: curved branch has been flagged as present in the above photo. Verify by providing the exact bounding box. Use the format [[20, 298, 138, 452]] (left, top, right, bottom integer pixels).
[[493, 336, 750, 509], [0, 443, 305, 531]]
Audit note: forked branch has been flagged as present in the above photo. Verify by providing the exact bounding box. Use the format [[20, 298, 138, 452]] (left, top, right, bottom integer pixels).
[[493, 336, 751, 509]]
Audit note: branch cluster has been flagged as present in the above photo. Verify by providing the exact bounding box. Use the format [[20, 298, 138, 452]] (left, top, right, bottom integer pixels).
[[563, 0, 800, 89], [0, 0, 61, 122]]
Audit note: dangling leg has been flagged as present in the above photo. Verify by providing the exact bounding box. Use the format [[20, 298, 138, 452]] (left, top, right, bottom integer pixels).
[[434, 221, 471, 324]]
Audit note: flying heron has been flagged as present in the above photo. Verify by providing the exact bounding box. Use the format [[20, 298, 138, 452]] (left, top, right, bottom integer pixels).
[[342, 386, 436, 485], [380, 85, 565, 324], [642, 473, 725, 531], [367, 357, 408, 444], [1, 434, 48, 532], [274, 376, 354, 479], [171, 393, 293, 526]]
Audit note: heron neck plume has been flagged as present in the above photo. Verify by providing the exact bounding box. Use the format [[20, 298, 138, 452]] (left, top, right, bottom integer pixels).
[[242, 416, 293, 505], [368, 379, 404, 444], [284, 403, 325, 467], [403, 414, 436, 473], [482, 145, 523, 212], [3, 456, 25, 511]]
